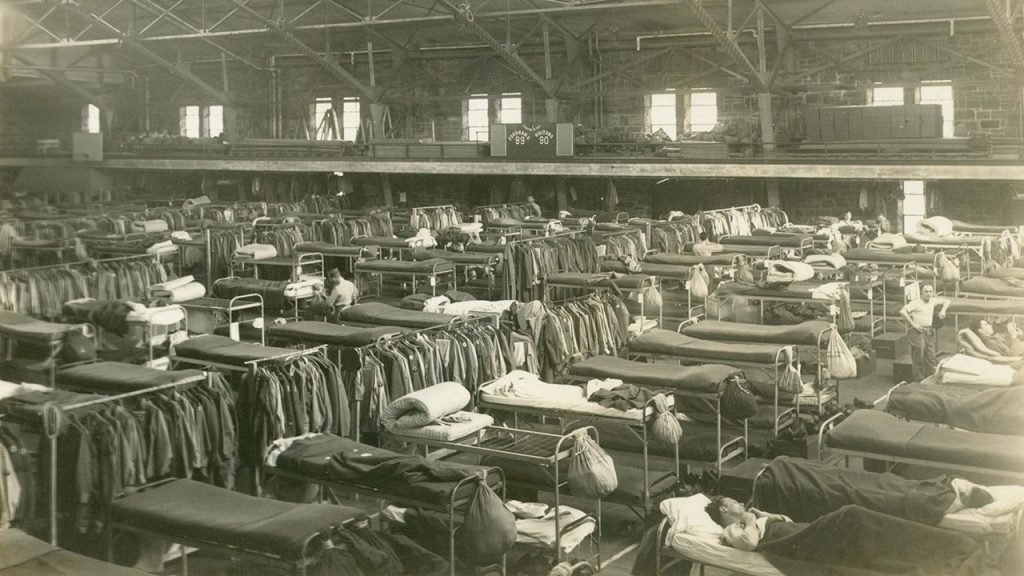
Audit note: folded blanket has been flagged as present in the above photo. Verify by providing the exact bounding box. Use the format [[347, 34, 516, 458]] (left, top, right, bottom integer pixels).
[[235, 243, 278, 260], [805, 254, 846, 270], [388, 411, 494, 442], [917, 216, 954, 237], [866, 233, 907, 252], [132, 219, 168, 233], [382, 382, 470, 430], [939, 365, 1017, 387], [146, 240, 176, 255], [766, 261, 814, 283], [151, 282, 206, 303], [151, 275, 195, 291]]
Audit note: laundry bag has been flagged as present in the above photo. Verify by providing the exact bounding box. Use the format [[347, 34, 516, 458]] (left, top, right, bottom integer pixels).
[[461, 476, 516, 563], [568, 431, 618, 499], [689, 264, 710, 300], [827, 330, 858, 379]]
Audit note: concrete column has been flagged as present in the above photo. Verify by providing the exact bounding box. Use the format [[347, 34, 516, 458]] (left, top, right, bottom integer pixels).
[[222, 106, 239, 142], [555, 177, 568, 212], [766, 181, 780, 207], [545, 99, 561, 123], [758, 92, 775, 152]]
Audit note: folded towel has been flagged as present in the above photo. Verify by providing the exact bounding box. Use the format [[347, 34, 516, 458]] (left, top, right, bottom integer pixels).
[[939, 354, 997, 376], [917, 216, 953, 237], [805, 254, 847, 270], [866, 233, 907, 252], [151, 282, 206, 302], [151, 275, 195, 291], [235, 243, 278, 260], [132, 220, 169, 233], [382, 382, 470, 430]]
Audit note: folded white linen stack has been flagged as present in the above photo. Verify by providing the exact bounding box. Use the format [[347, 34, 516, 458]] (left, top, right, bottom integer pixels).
[[381, 381, 471, 429], [805, 253, 847, 270], [150, 275, 206, 302], [132, 220, 169, 233], [234, 243, 278, 260]]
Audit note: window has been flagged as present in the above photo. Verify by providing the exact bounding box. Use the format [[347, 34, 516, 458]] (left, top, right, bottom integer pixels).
[[206, 105, 224, 137], [179, 105, 200, 138], [870, 86, 904, 106], [465, 95, 489, 141], [83, 104, 100, 133], [341, 97, 360, 142], [903, 180, 926, 232], [918, 83, 954, 138], [688, 91, 717, 133], [312, 97, 335, 140], [648, 92, 677, 139], [499, 93, 522, 125]]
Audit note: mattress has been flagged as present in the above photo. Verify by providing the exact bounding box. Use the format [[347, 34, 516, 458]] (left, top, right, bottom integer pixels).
[[463, 243, 509, 255], [411, 249, 498, 266], [215, 278, 318, 301], [887, 383, 1024, 436], [826, 410, 1024, 473], [56, 362, 204, 393], [671, 532, 784, 576], [601, 261, 691, 280], [713, 244, 776, 256], [567, 356, 740, 395], [0, 528, 151, 576], [645, 253, 738, 266], [987, 268, 1024, 280], [269, 321, 406, 347], [947, 298, 1024, 316], [350, 236, 416, 248], [478, 381, 643, 421], [294, 242, 365, 257], [107, 479, 363, 561], [719, 234, 811, 248], [843, 248, 936, 264], [546, 272, 653, 290], [336, 303, 454, 329], [173, 334, 295, 365], [959, 277, 1024, 298], [274, 435, 501, 507], [951, 221, 1014, 234], [0, 311, 70, 344], [681, 320, 831, 347], [387, 411, 495, 441], [630, 330, 793, 364], [905, 233, 985, 247], [356, 258, 455, 274], [715, 282, 829, 300]]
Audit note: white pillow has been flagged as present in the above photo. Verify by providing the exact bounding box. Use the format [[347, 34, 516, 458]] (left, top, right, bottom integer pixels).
[[660, 494, 724, 538], [979, 486, 1024, 517]]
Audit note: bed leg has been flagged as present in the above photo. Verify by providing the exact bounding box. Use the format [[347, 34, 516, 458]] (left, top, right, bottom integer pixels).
[[181, 544, 189, 576]]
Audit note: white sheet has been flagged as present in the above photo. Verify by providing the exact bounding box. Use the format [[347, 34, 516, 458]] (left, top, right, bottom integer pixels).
[[127, 306, 185, 326], [941, 485, 1024, 534], [479, 378, 643, 421]]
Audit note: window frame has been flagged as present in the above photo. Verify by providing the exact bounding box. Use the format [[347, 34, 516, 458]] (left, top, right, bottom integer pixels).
[[902, 180, 926, 232], [341, 97, 360, 142], [83, 104, 101, 134], [179, 105, 201, 138], [499, 93, 522, 125], [687, 90, 717, 134], [647, 91, 678, 139], [916, 82, 954, 138], [465, 94, 490, 142], [869, 85, 905, 107]]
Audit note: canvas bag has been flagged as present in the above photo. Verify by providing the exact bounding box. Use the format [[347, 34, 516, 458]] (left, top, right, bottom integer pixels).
[[568, 431, 618, 499], [935, 252, 960, 286], [720, 375, 757, 419], [827, 330, 858, 379], [460, 476, 517, 563], [689, 263, 710, 300]]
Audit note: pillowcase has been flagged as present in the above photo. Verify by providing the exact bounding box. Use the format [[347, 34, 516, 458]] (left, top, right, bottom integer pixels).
[[660, 493, 723, 539], [978, 485, 1024, 517]]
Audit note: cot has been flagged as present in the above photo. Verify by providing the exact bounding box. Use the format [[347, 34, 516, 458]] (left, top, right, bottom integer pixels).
[[0, 310, 84, 385], [628, 328, 799, 435], [819, 409, 1024, 482], [179, 293, 265, 343], [56, 361, 206, 393], [567, 356, 749, 472], [337, 302, 463, 329], [213, 276, 322, 319], [384, 425, 603, 566], [231, 251, 324, 282], [262, 433, 504, 576], [105, 478, 365, 576], [477, 374, 678, 517], [880, 381, 1024, 436], [355, 257, 457, 297]]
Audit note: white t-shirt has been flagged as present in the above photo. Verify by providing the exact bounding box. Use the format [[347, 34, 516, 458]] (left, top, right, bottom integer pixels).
[[901, 298, 944, 327]]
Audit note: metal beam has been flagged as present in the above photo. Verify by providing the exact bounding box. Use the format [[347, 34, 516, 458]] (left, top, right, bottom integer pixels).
[[1, 156, 1021, 181], [227, 0, 378, 100], [126, 0, 265, 70], [682, 0, 765, 89], [977, 0, 1024, 67], [122, 38, 231, 102], [566, 47, 673, 91], [782, 36, 905, 85], [440, 0, 556, 97], [8, 54, 107, 108]]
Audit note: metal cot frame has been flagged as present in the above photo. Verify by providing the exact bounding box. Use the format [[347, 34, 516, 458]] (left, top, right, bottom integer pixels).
[[355, 258, 457, 297], [385, 425, 604, 568], [476, 388, 680, 518]]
